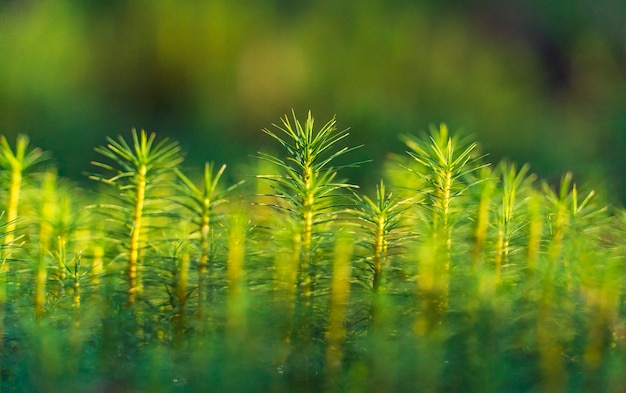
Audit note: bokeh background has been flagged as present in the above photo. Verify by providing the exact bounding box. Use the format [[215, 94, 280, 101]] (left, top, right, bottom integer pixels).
[[1, 0, 625, 202]]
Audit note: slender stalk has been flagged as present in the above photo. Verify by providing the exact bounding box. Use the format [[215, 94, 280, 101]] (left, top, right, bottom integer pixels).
[[0, 135, 47, 264], [219, 212, 249, 393], [494, 162, 534, 283], [175, 162, 240, 318], [71, 254, 81, 309], [91, 244, 104, 286], [351, 180, 408, 337], [441, 167, 452, 258], [198, 193, 210, 312], [127, 164, 147, 304], [537, 176, 570, 393], [59, 237, 68, 280], [272, 227, 301, 371], [5, 165, 21, 253], [90, 129, 182, 306], [35, 170, 57, 318], [526, 189, 543, 273], [325, 233, 352, 391], [536, 173, 603, 392], [367, 182, 398, 293], [258, 111, 358, 304], [471, 167, 495, 269], [301, 163, 314, 305], [258, 110, 360, 385], [174, 246, 190, 343], [402, 124, 485, 319], [226, 211, 247, 348]]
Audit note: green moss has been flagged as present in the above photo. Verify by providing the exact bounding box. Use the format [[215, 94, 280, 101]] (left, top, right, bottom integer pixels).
[[0, 113, 624, 392]]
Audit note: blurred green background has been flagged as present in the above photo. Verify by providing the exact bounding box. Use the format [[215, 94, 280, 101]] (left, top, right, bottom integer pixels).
[[1, 0, 625, 201]]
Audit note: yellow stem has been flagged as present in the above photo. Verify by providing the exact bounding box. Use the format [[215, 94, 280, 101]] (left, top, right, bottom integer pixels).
[[128, 164, 147, 305], [372, 214, 386, 292], [300, 164, 314, 305], [226, 214, 246, 337], [325, 235, 352, 385], [197, 197, 210, 317], [73, 271, 80, 309]]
